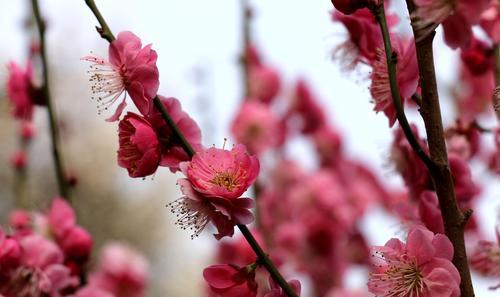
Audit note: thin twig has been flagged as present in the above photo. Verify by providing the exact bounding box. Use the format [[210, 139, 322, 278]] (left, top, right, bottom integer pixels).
[[372, 4, 435, 170], [32, 0, 70, 200]]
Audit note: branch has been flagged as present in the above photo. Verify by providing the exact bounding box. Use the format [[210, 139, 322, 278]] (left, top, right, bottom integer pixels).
[[32, 0, 70, 200], [83, 1, 296, 296], [372, 4, 435, 171], [404, 1, 475, 297]]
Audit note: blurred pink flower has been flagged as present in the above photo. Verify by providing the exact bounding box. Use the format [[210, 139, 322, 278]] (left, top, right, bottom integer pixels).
[[146, 96, 202, 172], [0, 228, 22, 267], [82, 31, 159, 121], [480, 1, 500, 43], [10, 150, 27, 170], [370, 37, 418, 127], [74, 286, 116, 297], [460, 37, 494, 75], [203, 264, 258, 297], [20, 121, 37, 140], [287, 80, 327, 135], [413, 0, 489, 48], [418, 191, 444, 234], [170, 144, 259, 239], [89, 242, 148, 297], [248, 66, 281, 103], [231, 101, 283, 155], [368, 226, 460, 297], [117, 112, 160, 178], [263, 276, 301, 297], [470, 227, 500, 289], [6, 61, 37, 120]]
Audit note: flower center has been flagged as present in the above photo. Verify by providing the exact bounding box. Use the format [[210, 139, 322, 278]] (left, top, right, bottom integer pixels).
[[211, 172, 238, 192], [371, 257, 424, 297]]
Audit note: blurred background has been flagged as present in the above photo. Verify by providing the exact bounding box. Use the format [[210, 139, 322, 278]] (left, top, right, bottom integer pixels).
[[0, 0, 498, 296]]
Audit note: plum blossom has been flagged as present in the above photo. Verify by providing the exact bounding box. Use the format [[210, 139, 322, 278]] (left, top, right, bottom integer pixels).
[[480, 1, 500, 43], [118, 112, 161, 178], [413, 0, 489, 48], [169, 144, 259, 239], [82, 31, 159, 121], [88, 242, 149, 297], [248, 66, 281, 103], [146, 96, 202, 172], [470, 227, 500, 289], [263, 276, 301, 297], [203, 264, 258, 297], [368, 225, 460, 297], [231, 101, 283, 155], [370, 37, 419, 127], [6, 61, 39, 120]]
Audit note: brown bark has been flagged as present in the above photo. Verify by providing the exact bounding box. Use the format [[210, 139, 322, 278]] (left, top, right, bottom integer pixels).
[[406, 1, 475, 296]]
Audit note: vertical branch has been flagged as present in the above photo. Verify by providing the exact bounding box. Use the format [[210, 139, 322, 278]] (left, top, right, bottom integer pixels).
[[404, 1, 475, 297], [31, 0, 70, 200], [494, 44, 500, 121], [241, 0, 252, 98]]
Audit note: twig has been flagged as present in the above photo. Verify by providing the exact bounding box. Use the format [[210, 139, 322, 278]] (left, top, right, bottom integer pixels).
[[31, 0, 70, 200]]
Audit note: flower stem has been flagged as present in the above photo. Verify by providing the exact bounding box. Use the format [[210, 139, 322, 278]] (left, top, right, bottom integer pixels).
[[83, 2, 296, 296], [31, 0, 70, 200], [403, 1, 475, 296]]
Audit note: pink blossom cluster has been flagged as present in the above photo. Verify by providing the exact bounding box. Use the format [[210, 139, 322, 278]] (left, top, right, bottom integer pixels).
[[0, 198, 148, 297]]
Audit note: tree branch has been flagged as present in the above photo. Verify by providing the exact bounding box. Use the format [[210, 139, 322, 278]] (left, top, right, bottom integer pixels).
[[404, 1, 475, 296], [32, 0, 70, 200]]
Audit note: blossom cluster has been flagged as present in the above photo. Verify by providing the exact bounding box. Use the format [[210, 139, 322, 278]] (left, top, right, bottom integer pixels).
[[0, 198, 148, 297]]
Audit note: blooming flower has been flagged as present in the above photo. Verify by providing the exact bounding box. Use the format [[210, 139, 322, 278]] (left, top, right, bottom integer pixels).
[[118, 112, 161, 178], [203, 264, 258, 297], [368, 225, 460, 297], [82, 31, 159, 121], [413, 0, 489, 48], [287, 80, 327, 135], [146, 96, 202, 172], [231, 101, 283, 155], [169, 144, 259, 239], [6, 61, 37, 120], [370, 37, 419, 127]]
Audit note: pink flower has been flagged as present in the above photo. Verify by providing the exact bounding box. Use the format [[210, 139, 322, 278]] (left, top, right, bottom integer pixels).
[[59, 226, 93, 260], [418, 191, 444, 234], [74, 286, 116, 297], [370, 37, 419, 127], [203, 264, 258, 297], [480, 2, 500, 43], [449, 153, 480, 204], [470, 227, 500, 289], [248, 66, 281, 103], [146, 96, 202, 172], [231, 101, 283, 155], [0, 228, 22, 267], [313, 125, 343, 167], [413, 0, 489, 48], [20, 121, 36, 140], [169, 144, 259, 239], [326, 288, 369, 297], [263, 277, 301, 297], [460, 37, 494, 75], [331, 0, 373, 15], [117, 112, 160, 177], [10, 150, 27, 170], [6, 61, 37, 120], [287, 80, 327, 135], [89, 242, 148, 297], [82, 31, 159, 121], [368, 226, 460, 297], [331, 7, 398, 67]]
